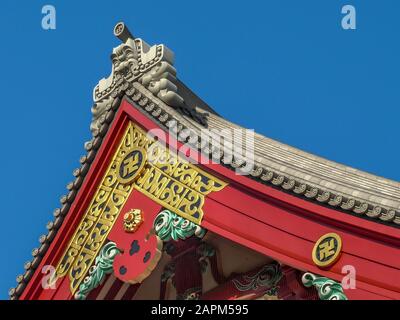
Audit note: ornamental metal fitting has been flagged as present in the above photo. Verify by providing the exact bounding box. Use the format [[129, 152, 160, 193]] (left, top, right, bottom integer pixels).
[[123, 209, 144, 233]]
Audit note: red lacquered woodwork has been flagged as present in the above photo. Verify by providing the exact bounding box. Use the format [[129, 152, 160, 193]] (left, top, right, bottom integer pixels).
[[20, 99, 400, 300]]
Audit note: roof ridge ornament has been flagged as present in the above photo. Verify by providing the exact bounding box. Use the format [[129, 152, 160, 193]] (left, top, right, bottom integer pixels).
[[91, 22, 206, 134]]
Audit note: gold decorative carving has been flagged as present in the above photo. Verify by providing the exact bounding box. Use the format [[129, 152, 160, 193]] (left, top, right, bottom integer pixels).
[[55, 122, 227, 294], [123, 209, 143, 233]]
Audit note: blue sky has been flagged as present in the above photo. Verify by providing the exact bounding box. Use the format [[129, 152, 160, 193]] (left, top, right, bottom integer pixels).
[[1, 0, 399, 299]]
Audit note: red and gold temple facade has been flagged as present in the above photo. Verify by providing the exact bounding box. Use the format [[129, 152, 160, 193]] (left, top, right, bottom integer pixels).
[[10, 23, 400, 301]]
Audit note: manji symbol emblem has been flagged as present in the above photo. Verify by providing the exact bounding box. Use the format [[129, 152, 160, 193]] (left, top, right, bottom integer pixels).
[[312, 233, 342, 268], [117, 148, 146, 184], [54, 122, 227, 295]]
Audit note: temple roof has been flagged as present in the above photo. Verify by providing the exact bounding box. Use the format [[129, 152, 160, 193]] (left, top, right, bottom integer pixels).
[[10, 22, 400, 300], [93, 22, 400, 226], [144, 86, 400, 225]]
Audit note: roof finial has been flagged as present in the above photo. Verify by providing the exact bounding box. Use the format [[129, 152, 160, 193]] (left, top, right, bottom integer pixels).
[[114, 22, 134, 42]]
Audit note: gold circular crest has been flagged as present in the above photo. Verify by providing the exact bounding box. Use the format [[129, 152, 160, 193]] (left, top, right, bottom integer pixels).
[[312, 233, 342, 268], [116, 147, 147, 184]]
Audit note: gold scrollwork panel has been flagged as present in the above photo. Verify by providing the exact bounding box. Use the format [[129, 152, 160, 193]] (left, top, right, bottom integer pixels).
[[55, 122, 227, 295]]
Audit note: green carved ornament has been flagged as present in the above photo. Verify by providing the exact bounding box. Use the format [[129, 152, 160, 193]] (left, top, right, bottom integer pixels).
[[302, 272, 348, 300], [75, 242, 120, 300], [153, 209, 206, 242]]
